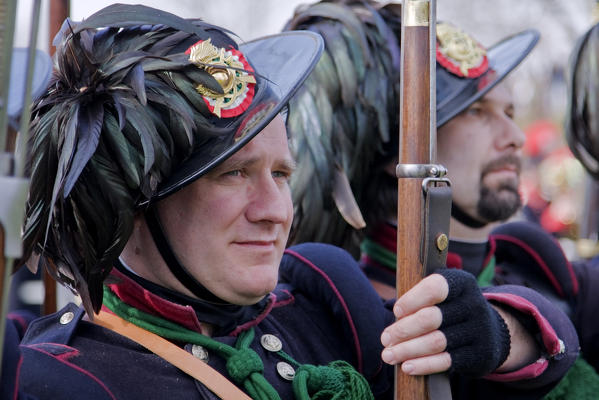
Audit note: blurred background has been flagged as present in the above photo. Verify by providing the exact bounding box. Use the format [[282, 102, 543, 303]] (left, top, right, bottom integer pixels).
[[9, 0, 599, 312]]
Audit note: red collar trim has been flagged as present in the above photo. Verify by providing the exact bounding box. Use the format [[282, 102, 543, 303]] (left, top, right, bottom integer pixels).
[[107, 269, 206, 334]]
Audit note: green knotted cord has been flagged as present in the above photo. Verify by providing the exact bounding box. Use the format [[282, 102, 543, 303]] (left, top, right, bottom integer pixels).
[[292, 361, 374, 400], [102, 286, 373, 399], [103, 286, 279, 400], [278, 350, 374, 400]]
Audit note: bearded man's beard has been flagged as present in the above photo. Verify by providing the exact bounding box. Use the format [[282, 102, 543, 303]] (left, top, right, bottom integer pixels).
[[477, 181, 522, 222], [475, 154, 522, 222]]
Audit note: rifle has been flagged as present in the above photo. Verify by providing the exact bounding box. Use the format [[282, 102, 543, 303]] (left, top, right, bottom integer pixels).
[[0, 0, 43, 378], [396, 0, 452, 399]]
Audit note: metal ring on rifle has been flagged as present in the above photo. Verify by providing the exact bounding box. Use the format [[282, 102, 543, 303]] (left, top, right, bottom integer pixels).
[[396, 163, 448, 178], [422, 177, 451, 193]]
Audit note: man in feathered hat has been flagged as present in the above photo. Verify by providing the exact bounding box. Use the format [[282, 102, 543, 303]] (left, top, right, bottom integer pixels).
[[17, 4, 577, 399], [287, 1, 583, 398]]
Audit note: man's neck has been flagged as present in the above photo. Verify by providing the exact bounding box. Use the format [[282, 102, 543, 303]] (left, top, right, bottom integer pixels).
[[449, 217, 498, 241]]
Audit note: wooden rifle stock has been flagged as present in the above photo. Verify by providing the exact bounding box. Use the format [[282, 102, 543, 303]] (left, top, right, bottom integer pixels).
[[396, 0, 434, 399]]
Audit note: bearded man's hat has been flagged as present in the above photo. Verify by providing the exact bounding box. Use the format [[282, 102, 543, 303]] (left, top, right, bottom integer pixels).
[[286, 1, 538, 253]]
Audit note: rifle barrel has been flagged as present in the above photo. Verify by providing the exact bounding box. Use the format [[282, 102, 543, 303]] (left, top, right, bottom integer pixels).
[[396, 0, 433, 398]]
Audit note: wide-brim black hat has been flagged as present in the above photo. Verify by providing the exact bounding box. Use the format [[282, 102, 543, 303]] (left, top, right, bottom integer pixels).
[[437, 28, 539, 127], [156, 31, 324, 201], [49, 4, 324, 206]]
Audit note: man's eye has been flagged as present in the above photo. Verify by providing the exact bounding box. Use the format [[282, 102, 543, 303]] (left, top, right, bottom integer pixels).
[[466, 106, 483, 116], [224, 170, 241, 177], [273, 170, 291, 180]]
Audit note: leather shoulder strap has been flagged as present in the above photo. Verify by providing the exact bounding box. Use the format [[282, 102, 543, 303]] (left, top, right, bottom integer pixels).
[[94, 311, 252, 400]]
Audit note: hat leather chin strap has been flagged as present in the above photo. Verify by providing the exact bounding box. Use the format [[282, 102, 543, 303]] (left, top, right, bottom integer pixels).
[[145, 206, 227, 304], [450, 203, 488, 229]]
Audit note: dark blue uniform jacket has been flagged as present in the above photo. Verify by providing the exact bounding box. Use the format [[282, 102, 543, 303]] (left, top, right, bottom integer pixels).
[[18, 243, 578, 399]]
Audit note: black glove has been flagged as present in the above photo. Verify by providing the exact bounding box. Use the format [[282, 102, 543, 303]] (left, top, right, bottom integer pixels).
[[437, 268, 511, 377]]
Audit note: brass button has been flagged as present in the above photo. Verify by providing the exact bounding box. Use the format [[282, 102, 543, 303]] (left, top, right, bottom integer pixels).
[[276, 361, 295, 381], [191, 344, 209, 362], [59, 311, 75, 325], [260, 334, 282, 352], [436, 233, 449, 251]]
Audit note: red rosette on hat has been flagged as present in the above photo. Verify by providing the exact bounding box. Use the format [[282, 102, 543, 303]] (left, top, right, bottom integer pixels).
[[186, 39, 256, 118], [436, 22, 489, 78]]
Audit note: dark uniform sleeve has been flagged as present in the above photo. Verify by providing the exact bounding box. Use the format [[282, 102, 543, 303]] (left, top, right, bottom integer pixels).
[[282, 243, 580, 400], [280, 242, 395, 397], [480, 285, 579, 389]]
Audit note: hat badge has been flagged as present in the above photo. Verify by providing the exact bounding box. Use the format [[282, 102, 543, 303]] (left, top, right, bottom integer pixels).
[[186, 38, 256, 118], [436, 22, 488, 78]]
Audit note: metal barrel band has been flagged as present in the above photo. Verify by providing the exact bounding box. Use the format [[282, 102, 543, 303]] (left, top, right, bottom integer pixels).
[[396, 163, 448, 179]]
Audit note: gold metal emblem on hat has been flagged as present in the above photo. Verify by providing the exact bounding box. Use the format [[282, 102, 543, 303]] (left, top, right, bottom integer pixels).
[[188, 38, 256, 118], [437, 23, 486, 77]]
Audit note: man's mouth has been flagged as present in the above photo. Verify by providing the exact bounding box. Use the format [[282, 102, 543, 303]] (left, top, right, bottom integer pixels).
[[481, 155, 522, 178], [487, 165, 518, 175], [233, 240, 277, 248]]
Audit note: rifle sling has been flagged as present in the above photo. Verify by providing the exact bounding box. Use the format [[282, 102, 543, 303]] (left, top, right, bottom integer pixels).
[[422, 183, 452, 276], [94, 310, 252, 400], [427, 373, 453, 400], [422, 182, 454, 399]]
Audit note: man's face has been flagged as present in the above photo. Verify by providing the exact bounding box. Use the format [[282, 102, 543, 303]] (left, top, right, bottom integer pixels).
[[437, 84, 525, 223], [157, 116, 294, 305]]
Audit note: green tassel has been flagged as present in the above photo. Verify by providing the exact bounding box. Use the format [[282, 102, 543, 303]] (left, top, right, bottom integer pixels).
[[292, 360, 373, 400]]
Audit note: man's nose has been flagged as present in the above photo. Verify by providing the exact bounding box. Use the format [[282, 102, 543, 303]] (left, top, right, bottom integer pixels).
[[495, 116, 526, 150], [246, 174, 290, 224]]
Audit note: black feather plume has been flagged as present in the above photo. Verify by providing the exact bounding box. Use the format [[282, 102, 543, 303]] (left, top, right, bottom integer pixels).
[[22, 8, 240, 314], [286, 0, 402, 257]]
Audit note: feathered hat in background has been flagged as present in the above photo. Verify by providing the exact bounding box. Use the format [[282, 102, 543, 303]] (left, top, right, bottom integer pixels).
[[286, 0, 539, 254], [21, 3, 323, 314], [566, 21, 599, 180], [285, 0, 402, 256]]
